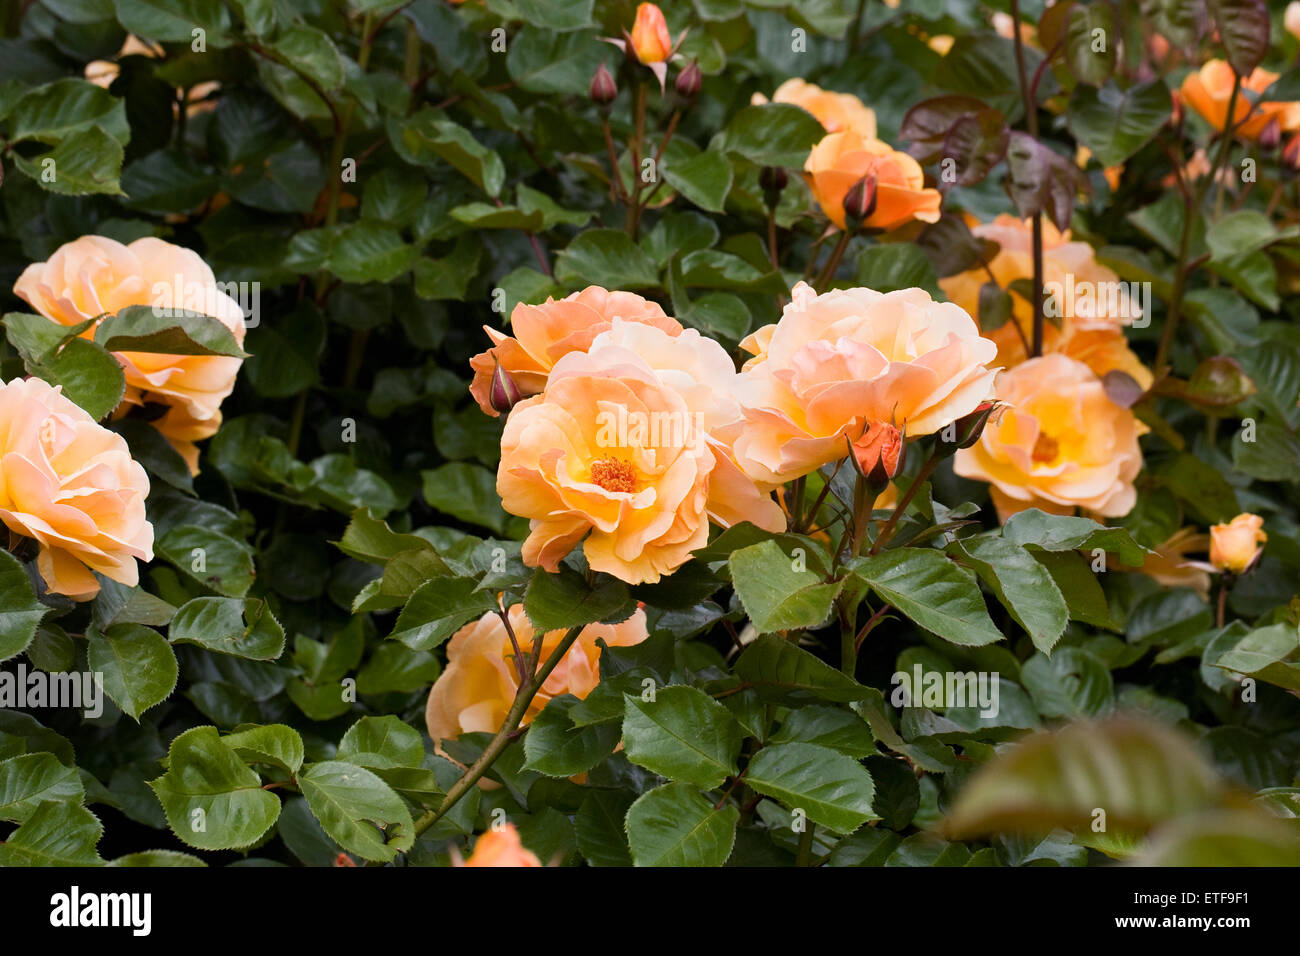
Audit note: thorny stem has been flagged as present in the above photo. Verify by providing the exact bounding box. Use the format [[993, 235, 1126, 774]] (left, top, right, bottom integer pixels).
[[814, 231, 853, 291], [412, 625, 584, 839], [869, 453, 940, 555]]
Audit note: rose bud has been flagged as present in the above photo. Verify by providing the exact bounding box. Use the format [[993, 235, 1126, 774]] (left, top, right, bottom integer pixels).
[[1209, 513, 1267, 574], [629, 2, 672, 64], [1259, 116, 1282, 152], [490, 358, 524, 414], [850, 421, 903, 491], [759, 165, 788, 208], [841, 173, 878, 232], [935, 401, 999, 456], [675, 59, 702, 101], [590, 62, 618, 107], [1284, 135, 1300, 171]]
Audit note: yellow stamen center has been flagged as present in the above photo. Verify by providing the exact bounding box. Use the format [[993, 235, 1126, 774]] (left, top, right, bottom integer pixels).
[[1032, 432, 1059, 464]]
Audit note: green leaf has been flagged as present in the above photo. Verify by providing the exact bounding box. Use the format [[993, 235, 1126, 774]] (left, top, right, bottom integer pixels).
[[0, 753, 85, 823], [169, 597, 285, 660], [298, 761, 414, 863], [523, 695, 620, 777], [87, 623, 178, 720], [662, 150, 733, 214], [108, 849, 207, 867], [421, 462, 507, 533], [1000, 508, 1148, 565], [625, 782, 739, 867], [1063, 1, 1116, 86], [729, 540, 842, 634], [1021, 647, 1113, 718], [388, 576, 496, 650], [744, 742, 878, 834], [0, 800, 104, 866], [954, 536, 1068, 655], [149, 727, 282, 851], [506, 27, 608, 95], [855, 243, 941, 295], [1213, 622, 1300, 691], [848, 549, 1004, 647], [337, 715, 424, 770], [1136, 809, 1300, 866], [1067, 81, 1171, 167], [223, 724, 305, 775], [1207, 0, 1268, 77], [95, 305, 248, 357], [770, 705, 877, 757], [713, 103, 825, 168], [523, 565, 634, 633], [734, 634, 874, 703], [114, 0, 232, 44], [270, 25, 343, 90], [155, 524, 256, 597], [13, 125, 125, 196], [554, 229, 660, 290], [575, 789, 635, 867], [7, 78, 129, 145], [622, 686, 744, 789], [514, 0, 593, 30], [0, 551, 46, 662], [942, 717, 1224, 838]]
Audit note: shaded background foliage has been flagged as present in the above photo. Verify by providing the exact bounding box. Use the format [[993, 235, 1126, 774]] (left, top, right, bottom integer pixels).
[[0, 0, 1298, 867]]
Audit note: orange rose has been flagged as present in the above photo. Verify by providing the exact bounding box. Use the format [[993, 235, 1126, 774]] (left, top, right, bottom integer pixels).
[[1180, 60, 1300, 141], [425, 605, 648, 742], [468, 287, 681, 417], [939, 214, 1151, 388], [1288, 3, 1300, 42], [462, 824, 543, 867], [751, 79, 877, 137], [629, 3, 672, 64], [954, 354, 1145, 521], [0, 377, 154, 601], [729, 282, 997, 484], [498, 321, 782, 582], [14, 236, 248, 474], [1209, 513, 1266, 573], [804, 130, 942, 231], [850, 421, 903, 483]]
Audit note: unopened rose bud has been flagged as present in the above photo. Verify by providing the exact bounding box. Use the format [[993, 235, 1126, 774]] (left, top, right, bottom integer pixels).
[[675, 59, 702, 101], [490, 358, 523, 415], [1259, 116, 1282, 152], [850, 421, 903, 491], [935, 401, 999, 456], [590, 62, 618, 107], [1284, 135, 1300, 171], [842, 174, 878, 232], [759, 165, 788, 209], [628, 2, 672, 64], [1209, 512, 1266, 574]]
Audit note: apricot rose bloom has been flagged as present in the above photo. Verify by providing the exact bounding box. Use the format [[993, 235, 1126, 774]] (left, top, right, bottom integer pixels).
[[954, 354, 1145, 521], [751, 79, 877, 137], [462, 824, 542, 868], [497, 320, 783, 583], [805, 130, 942, 231], [13, 236, 248, 473], [730, 282, 997, 484], [468, 287, 682, 417], [425, 605, 648, 742], [629, 3, 673, 64], [1180, 60, 1300, 141], [0, 377, 154, 601], [939, 214, 1151, 388], [1209, 513, 1267, 574]]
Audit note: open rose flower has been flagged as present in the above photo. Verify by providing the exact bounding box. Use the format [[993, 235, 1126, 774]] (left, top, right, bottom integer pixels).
[[0, 377, 154, 601], [461, 824, 542, 868], [498, 321, 783, 583], [954, 354, 1145, 521], [1180, 60, 1300, 141], [751, 79, 877, 137], [469, 287, 682, 417], [729, 282, 997, 484], [939, 214, 1151, 388], [13, 235, 248, 473], [1210, 513, 1267, 574], [805, 130, 941, 231], [425, 605, 648, 742]]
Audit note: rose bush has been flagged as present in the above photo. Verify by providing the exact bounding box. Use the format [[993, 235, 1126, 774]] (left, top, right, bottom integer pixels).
[[1, 0, 1299, 871]]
